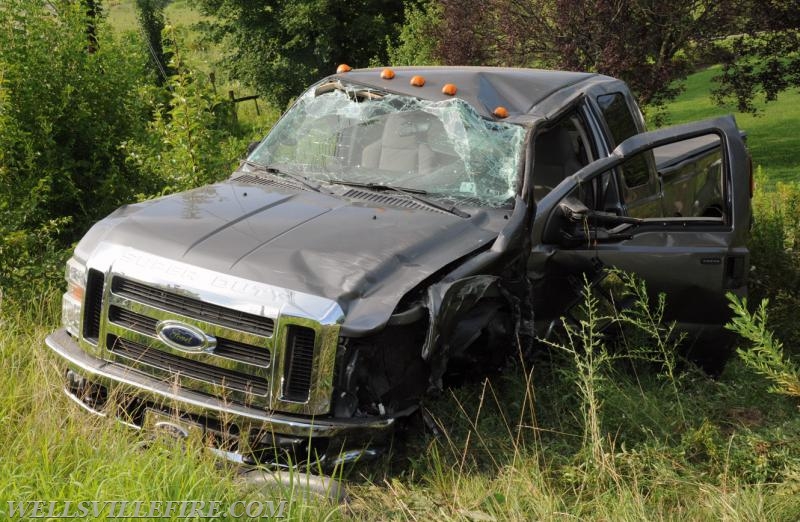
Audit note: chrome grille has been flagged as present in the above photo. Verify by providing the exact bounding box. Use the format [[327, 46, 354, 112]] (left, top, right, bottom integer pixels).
[[103, 276, 275, 408], [282, 326, 316, 402], [112, 277, 275, 337], [107, 334, 269, 395], [81, 257, 338, 416], [108, 306, 271, 368], [109, 306, 157, 335]]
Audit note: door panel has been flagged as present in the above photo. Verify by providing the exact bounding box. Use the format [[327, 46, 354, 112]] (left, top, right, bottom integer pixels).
[[528, 116, 751, 329]]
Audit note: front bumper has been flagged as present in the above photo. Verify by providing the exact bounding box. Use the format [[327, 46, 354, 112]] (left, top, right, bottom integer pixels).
[[45, 328, 395, 469]]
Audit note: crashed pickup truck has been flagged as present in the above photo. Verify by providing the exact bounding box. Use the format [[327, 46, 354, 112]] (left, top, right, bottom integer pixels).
[[47, 66, 752, 471]]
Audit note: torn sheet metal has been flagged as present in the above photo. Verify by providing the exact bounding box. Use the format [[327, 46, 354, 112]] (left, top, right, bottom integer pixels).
[[422, 275, 513, 391]]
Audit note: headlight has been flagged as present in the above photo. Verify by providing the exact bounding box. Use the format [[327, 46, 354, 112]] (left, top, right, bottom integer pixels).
[[62, 257, 86, 337]]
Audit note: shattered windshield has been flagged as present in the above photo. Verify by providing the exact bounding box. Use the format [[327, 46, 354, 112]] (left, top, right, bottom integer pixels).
[[249, 83, 526, 207]]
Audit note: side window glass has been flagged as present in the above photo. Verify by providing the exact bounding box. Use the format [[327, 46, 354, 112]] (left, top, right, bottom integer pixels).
[[597, 93, 650, 188], [532, 114, 592, 202], [541, 131, 728, 245]]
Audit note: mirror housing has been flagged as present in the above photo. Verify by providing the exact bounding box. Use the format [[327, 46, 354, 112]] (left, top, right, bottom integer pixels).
[[558, 196, 590, 222]]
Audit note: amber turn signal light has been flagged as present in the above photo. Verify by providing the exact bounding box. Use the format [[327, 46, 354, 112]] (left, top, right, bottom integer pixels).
[[336, 63, 352, 73], [493, 106, 509, 118], [442, 83, 457, 95], [410, 75, 425, 87], [381, 68, 395, 79]]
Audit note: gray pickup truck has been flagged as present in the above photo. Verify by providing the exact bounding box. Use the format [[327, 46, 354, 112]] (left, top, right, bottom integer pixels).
[[46, 66, 752, 472]]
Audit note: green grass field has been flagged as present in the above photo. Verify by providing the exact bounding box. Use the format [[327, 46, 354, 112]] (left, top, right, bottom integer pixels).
[[663, 66, 800, 185], [2, 4, 799, 519], [106, 0, 206, 33]]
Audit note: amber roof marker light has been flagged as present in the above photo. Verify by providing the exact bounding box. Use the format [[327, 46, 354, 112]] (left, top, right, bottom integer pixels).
[[442, 83, 457, 96], [336, 64, 352, 73], [493, 106, 509, 118], [381, 68, 395, 79], [410, 75, 426, 87]]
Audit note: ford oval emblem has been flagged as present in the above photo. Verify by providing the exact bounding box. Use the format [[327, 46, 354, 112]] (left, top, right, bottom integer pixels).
[[156, 321, 216, 353]]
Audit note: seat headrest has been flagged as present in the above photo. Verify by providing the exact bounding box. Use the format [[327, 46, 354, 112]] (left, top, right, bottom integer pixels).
[[382, 111, 435, 148]]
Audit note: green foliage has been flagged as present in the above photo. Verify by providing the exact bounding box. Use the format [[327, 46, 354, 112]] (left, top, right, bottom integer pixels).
[[726, 294, 800, 398], [0, 0, 153, 293], [539, 276, 613, 474], [748, 174, 800, 345], [135, 0, 175, 84], [712, 0, 800, 113], [196, 0, 407, 108], [127, 26, 247, 194], [386, 0, 442, 66], [392, 0, 736, 111]]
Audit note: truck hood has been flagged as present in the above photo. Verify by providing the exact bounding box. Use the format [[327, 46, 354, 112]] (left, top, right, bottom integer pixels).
[[76, 179, 508, 335]]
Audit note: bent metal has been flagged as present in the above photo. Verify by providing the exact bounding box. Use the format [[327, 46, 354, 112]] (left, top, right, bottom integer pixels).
[[45, 66, 752, 475]]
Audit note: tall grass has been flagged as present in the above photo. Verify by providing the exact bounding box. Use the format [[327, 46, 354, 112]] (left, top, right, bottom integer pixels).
[[348, 271, 800, 519], [0, 291, 344, 521], [8, 275, 800, 519], [4, 188, 800, 520]]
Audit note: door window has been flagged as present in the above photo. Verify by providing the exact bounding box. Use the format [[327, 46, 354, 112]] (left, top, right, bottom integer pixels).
[[596, 93, 651, 189], [532, 113, 595, 202]]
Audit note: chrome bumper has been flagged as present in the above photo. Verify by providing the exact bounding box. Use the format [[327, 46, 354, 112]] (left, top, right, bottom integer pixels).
[[45, 328, 395, 440]]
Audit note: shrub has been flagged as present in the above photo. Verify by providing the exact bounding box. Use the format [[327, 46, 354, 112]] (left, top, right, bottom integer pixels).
[[726, 294, 800, 399], [0, 0, 153, 293], [126, 26, 249, 195], [748, 170, 800, 347]]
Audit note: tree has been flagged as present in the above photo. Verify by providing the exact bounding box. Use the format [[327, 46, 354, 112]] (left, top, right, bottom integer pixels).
[[197, 0, 407, 109], [0, 0, 154, 290], [404, 0, 738, 112], [386, 0, 442, 66], [135, 0, 174, 84], [712, 0, 800, 113]]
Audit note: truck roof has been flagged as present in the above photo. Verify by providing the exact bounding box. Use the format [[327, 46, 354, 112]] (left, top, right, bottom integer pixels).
[[329, 66, 615, 120]]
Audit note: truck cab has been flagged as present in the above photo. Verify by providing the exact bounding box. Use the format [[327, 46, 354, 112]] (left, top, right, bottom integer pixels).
[[47, 67, 751, 471]]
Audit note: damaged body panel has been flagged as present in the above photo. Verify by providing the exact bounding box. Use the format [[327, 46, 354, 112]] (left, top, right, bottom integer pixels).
[[46, 67, 751, 472]]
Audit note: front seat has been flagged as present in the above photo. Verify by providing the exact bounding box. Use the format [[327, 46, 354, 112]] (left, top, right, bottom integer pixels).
[[361, 111, 437, 173], [532, 126, 583, 200]]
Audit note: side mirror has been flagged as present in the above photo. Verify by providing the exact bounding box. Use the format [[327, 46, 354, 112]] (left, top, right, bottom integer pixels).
[[558, 196, 590, 222], [547, 195, 641, 246], [559, 195, 641, 226]]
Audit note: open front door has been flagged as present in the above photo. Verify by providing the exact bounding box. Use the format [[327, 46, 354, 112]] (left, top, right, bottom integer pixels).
[[528, 116, 751, 335]]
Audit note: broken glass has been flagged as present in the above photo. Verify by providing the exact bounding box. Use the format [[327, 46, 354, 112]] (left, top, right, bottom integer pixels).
[[249, 83, 526, 208]]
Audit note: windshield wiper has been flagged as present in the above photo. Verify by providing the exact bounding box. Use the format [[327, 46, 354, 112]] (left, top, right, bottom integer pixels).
[[328, 180, 470, 218], [240, 160, 321, 192]]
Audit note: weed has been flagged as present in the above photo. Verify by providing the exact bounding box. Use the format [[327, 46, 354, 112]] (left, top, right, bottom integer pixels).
[[726, 294, 800, 399]]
